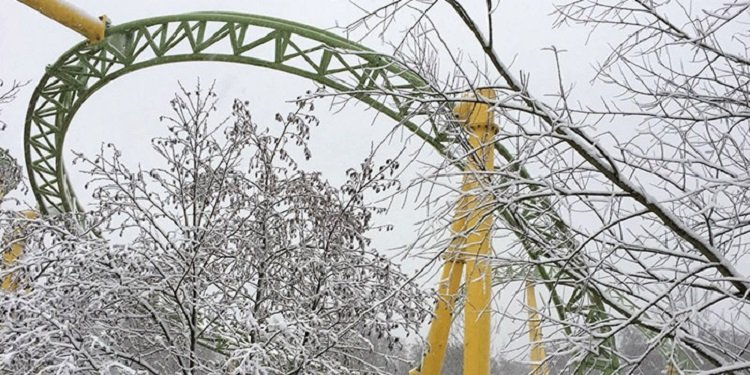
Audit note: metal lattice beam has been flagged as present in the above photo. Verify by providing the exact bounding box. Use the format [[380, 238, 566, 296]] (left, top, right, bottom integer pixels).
[[24, 12, 449, 215]]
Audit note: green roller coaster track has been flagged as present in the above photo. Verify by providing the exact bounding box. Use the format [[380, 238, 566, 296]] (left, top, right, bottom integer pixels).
[[24, 11, 452, 215], [22, 11, 622, 372]]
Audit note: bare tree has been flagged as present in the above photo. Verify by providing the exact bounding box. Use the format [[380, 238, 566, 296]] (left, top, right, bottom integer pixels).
[[0, 79, 25, 197], [0, 85, 428, 374], [0, 79, 25, 132], [327, 1, 750, 373]]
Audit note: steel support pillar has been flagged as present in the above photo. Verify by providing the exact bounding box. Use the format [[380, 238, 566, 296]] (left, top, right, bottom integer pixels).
[[527, 280, 550, 375], [411, 88, 497, 375], [2, 210, 37, 291], [457, 89, 496, 375]]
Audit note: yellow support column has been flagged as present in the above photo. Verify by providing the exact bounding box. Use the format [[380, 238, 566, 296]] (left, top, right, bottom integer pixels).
[[2, 210, 38, 291], [410, 89, 497, 375], [456, 89, 496, 375], [18, 0, 107, 42], [527, 280, 550, 375], [410, 158, 473, 375], [665, 361, 678, 375], [410, 259, 464, 375]]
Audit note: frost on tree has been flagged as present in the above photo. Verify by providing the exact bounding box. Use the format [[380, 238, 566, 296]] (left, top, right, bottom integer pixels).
[[0, 86, 428, 374], [0, 148, 21, 197], [337, 1, 750, 372]]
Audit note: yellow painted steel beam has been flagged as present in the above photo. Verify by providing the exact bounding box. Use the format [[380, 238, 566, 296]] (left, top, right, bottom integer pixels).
[[410, 89, 497, 375], [455, 88, 497, 375], [18, 0, 106, 42], [666, 362, 678, 375], [410, 259, 464, 375], [527, 280, 550, 375], [411, 172, 471, 375], [2, 210, 38, 291]]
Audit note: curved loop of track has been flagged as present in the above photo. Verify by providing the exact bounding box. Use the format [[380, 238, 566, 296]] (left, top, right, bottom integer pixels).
[[24, 12, 447, 214]]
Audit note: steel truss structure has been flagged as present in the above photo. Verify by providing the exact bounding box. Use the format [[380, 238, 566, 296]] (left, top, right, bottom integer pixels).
[[24, 12, 451, 215]]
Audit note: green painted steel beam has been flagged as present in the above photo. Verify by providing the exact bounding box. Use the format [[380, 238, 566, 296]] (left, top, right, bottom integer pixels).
[[24, 11, 450, 215]]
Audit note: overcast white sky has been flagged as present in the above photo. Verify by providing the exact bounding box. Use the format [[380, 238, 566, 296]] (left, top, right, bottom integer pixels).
[[1, 0, 620, 358]]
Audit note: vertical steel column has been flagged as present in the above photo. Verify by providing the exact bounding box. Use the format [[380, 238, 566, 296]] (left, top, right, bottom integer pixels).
[[410, 209, 468, 374], [455, 89, 496, 375], [527, 280, 550, 375], [2, 210, 38, 291], [666, 362, 678, 375], [410, 260, 464, 375], [410, 89, 497, 375]]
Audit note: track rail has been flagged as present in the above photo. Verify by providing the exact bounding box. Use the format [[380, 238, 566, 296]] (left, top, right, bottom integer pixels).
[[24, 12, 447, 214]]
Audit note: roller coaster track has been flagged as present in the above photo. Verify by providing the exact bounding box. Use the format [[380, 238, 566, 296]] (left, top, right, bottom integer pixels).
[[24, 11, 453, 214]]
